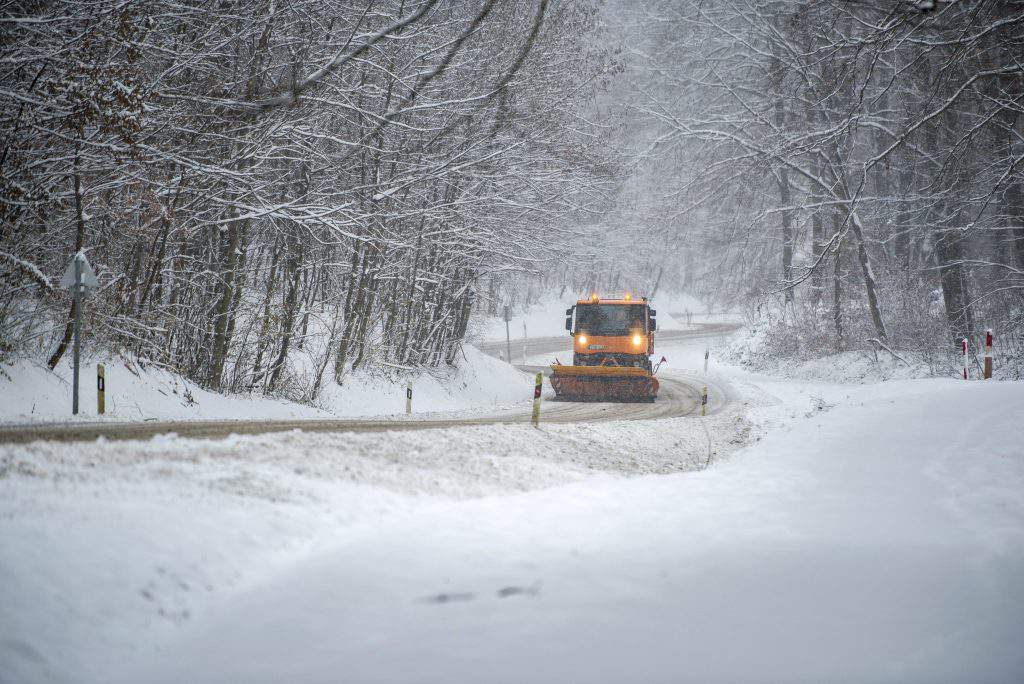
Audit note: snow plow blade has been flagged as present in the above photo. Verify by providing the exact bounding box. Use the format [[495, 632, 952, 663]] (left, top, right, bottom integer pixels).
[[549, 365, 659, 403]]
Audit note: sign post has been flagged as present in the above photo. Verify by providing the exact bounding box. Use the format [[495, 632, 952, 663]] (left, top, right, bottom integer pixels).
[[504, 305, 512, 364], [59, 252, 99, 415], [522, 322, 527, 366], [406, 381, 413, 415], [531, 372, 543, 428]]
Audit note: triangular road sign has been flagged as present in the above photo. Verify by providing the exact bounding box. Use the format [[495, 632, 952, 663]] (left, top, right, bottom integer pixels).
[[59, 252, 99, 289]]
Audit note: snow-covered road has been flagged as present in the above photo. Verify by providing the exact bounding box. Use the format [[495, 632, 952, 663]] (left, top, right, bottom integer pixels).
[[118, 379, 1024, 684]]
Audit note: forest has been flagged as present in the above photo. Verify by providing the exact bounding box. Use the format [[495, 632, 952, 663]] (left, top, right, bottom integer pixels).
[[603, 0, 1024, 376], [2, 0, 1023, 399]]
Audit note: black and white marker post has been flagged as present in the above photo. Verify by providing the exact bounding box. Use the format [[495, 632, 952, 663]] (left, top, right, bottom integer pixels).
[[701, 347, 709, 416], [699, 347, 712, 468], [58, 252, 99, 415], [97, 363, 106, 415], [531, 372, 543, 428]]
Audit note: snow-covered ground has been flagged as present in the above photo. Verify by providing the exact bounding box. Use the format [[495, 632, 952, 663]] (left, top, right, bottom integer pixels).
[[118, 379, 1023, 684], [0, 345, 532, 425], [2, 308, 1022, 683], [721, 317, 996, 384]]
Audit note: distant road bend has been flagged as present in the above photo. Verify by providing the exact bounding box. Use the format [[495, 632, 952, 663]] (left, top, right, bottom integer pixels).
[[0, 321, 739, 444]]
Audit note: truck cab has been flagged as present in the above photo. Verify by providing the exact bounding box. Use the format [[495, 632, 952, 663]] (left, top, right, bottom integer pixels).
[[565, 296, 657, 372]]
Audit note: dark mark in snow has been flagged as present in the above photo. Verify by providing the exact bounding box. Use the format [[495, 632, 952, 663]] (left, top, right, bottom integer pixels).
[[422, 592, 475, 604], [2, 638, 46, 665], [497, 584, 540, 598]]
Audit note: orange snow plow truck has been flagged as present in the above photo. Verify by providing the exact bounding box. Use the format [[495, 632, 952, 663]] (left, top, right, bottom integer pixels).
[[550, 295, 659, 403]]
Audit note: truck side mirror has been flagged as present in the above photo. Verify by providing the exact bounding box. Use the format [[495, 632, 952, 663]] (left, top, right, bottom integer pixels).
[[565, 317, 572, 332], [650, 317, 657, 331], [648, 309, 657, 317], [565, 308, 573, 316]]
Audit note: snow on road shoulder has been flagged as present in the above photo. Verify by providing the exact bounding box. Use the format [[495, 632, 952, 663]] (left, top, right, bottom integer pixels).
[[0, 357, 332, 425], [0, 344, 532, 425]]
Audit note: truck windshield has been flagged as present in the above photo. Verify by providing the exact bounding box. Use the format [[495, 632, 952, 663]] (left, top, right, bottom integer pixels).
[[575, 304, 646, 336]]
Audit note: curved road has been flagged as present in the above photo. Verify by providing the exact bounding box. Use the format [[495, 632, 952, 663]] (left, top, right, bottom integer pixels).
[[0, 321, 739, 444]]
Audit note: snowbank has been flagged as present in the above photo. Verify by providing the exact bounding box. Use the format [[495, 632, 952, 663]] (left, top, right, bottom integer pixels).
[[314, 345, 533, 418], [0, 345, 533, 424], [724, 321, 937, 383], [0, 357, 330, 424]]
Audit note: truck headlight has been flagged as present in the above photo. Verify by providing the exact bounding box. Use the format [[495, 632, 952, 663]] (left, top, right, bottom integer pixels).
[[632, 334, 642, 346], [578, 335, 588, 345]]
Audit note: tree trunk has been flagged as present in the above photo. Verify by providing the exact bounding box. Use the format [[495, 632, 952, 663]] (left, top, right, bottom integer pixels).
[[845, 208, 888, 342], [249, 238, 282, 389], [208, 218, 241, 390], [811, 213, 824, 305], [934, 224, 975, 341], [832, 215, 844, 351], [48, 152, 87, 370], [266, 248, 301, 393]]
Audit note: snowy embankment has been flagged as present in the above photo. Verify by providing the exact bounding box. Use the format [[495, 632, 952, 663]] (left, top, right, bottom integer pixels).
[[2, 290, 703, 425], [722, 317, 1015, 385], [724, 322, 932, 383], [0, 345, 532, 425]]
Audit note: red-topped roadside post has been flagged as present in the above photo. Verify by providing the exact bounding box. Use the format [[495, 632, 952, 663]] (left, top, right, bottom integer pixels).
[[984, 330, 993, 379], [962, 338, 968, 380]]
